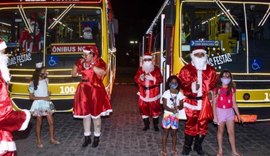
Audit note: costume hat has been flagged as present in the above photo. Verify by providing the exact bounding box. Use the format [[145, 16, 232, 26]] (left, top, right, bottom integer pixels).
[[191, 47, 207, 54], [36, 62, 43, 68], [143, 52, 153, 59], [83, 46, 98, 54], [0, 38, 7, 51]]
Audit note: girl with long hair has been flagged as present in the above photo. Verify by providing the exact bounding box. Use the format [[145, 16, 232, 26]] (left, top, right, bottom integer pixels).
[[29, 65, 60, 148], [213, 69, 242, 156]]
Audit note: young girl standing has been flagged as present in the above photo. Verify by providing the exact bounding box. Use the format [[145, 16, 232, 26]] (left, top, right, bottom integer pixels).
[[29, 64, 60, 148], [213, 69, 242, 156], [161, 75, 185, 156]]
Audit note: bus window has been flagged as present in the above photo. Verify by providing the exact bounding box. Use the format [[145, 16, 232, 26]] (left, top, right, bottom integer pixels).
[[246, 4, 270, 73], [46, 8, 102, 68], [181, 2, 246, 73], [1, 8, 47, 68], [2, 7, 102, 69]]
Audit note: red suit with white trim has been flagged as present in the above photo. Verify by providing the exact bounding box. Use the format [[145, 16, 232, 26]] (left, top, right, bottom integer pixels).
[[0, 39, 31, 156], [178, 48, 217, 155], [135, 66, 163, 117], [134, 53, 163, 131], [179, 63, 216, 135], [73, 47, 112, 119]]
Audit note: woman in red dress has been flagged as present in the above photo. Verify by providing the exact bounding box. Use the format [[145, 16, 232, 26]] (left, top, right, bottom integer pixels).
[[71, 46, 112, 148]]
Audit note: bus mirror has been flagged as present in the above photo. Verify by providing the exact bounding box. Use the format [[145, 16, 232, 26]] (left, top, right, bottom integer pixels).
[[113, 18, 118, 35]]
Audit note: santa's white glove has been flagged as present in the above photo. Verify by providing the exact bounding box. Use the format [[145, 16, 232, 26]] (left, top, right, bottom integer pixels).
[[139, 74, 145, 81], [145, 75, 155, 81]]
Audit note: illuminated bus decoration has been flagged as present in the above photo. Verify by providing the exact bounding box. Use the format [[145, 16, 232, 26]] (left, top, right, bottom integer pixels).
[[0, 0, 117, 112], [143, 0, 270, 121]]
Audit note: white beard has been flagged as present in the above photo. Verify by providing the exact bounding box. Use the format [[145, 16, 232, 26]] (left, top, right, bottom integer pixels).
[[83, 32, 93, 40], [191, 54, 208, 71], [142, 61, 154, 73], [0, 53, 10, 82]]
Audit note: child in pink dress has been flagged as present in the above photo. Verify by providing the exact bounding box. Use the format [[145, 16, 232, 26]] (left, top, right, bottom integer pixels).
[[213, 70, 242, 156]]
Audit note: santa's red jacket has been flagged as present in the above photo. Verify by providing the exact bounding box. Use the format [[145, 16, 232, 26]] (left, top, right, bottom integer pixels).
[[135, 66, 163, 102], [0, 70, 31, 155], [178, 63, 217, 121], [134, 66, 163, 117]]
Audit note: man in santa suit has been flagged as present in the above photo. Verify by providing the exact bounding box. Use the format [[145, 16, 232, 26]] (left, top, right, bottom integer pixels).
[[0, 39, 31, 156], [134, 53, 163, 131], [83, 26, 93, 40], [178, 48, 217, 155]]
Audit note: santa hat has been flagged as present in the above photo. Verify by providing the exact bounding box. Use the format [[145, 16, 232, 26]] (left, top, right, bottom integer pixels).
[[143, 53, 153, 59], [36, 62, 43, 68], [191, 47, 207, 55], [83, 27, 92, 32], [83, 46, 98, 55], [0, 38, 7, 51]]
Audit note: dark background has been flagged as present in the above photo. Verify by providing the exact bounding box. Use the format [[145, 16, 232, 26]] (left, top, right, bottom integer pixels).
[[111, 0, 164, 67]]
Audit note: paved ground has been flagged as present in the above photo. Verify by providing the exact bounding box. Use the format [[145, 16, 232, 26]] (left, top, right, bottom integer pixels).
[[15, 84, 270, 156]]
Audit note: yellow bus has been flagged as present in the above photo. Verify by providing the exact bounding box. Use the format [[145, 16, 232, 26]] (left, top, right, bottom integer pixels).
[[0, 0, 117, 112], [143, 0, 270, 121]]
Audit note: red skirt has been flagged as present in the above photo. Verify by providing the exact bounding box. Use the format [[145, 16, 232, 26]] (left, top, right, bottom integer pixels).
[[73, 82, 112, 119]]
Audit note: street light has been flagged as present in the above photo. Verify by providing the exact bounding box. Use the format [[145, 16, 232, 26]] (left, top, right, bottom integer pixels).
[[129, 40, 138, 52], [128, 40, 139, 66], [129, 40, 138, 44]]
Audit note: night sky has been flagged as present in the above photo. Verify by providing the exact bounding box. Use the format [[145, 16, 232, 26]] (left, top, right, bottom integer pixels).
[[110, 0, 164, 66]]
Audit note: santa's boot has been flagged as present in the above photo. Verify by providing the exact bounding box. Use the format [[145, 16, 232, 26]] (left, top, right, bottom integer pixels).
[[142, 118, 150, 131], [193, 135, 206, 155], [82, 136, 91, 147], [92, 136, 100, 148], [153, 118, 159, 131], [182, 134, 194, 155]]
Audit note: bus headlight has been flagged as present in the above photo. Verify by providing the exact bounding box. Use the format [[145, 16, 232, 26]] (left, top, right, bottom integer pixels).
[[243, 93, 250, 100]]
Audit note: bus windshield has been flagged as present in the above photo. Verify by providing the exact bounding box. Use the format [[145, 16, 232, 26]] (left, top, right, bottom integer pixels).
[[181, 2, 270, 73], [1, 6, 102, 69]]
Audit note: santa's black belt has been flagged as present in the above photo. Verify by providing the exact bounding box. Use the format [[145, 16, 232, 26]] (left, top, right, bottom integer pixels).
[[143, 85, 157, 90], [187, 95, 203, 100], [81, 79, 89, 82]]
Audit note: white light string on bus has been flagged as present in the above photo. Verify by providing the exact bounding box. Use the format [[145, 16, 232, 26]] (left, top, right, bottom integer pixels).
[[48, 4, 73, 29], [258, 5, 270, 27], [201, 11, 227, 25], [48, 4, 75, 30], [243, 2, 249, 73], [216, 0, 239, 26], [43, 7, 48, 64], [214, 0, 238, 27], [145, 0, 169, 34], [214, 0, 236, 26], [20, 5, 33, 33], [17, 5, 32, 33], [48, 4, 74, 29]]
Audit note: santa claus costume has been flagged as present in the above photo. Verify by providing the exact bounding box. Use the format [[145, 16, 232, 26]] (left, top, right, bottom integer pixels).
[[178, 48, 217, 155], [134, 53, 163, 131], [83, 26, 93, 40], [73, 46, 112, 148], [0, 39, 31, 156]]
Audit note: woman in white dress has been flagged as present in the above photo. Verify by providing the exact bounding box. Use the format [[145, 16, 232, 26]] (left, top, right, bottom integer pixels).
[[29, 64, 60, 148]]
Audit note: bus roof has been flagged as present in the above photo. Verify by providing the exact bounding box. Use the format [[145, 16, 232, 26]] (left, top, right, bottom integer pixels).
[[185, 0, 270, 3], [0, 0, 102, 6]]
